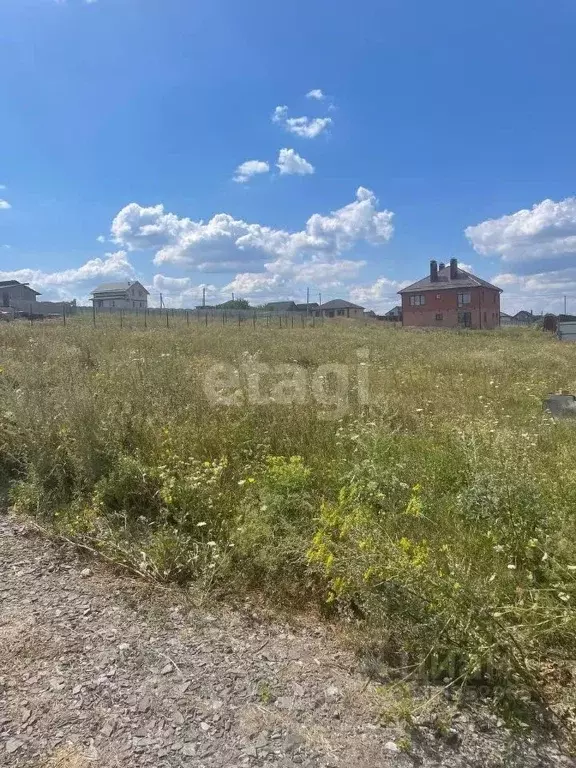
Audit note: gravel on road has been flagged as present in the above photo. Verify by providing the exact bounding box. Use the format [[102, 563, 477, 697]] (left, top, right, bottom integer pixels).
[[0, 513, 573, 767]]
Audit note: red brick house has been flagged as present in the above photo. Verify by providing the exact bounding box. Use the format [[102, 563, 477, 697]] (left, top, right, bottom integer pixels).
[[399, 259, 502, 329]]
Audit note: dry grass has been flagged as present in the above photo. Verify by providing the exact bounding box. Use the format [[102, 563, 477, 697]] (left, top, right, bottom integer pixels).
[[2, 317, 576, 711]]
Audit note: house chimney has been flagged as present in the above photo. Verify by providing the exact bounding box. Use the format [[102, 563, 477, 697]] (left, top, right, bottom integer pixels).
[[439, 262, 445, 271], [449, 258, 458, 280], [430, 260, 438, 282]]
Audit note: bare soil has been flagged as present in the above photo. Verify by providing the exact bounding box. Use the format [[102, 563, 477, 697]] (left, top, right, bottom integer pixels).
[[0, 513, 573, 767]]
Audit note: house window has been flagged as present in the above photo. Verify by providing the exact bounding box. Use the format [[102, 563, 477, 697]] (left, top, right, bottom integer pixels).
[[337, 309, 345, 316], [458, 311, 472, 327], [457, 292, 471, 306], [435, 313, 443, 321], [409, 294, 426, 306]]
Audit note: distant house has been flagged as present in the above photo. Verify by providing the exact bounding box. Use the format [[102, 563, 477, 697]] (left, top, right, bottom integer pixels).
[[512, 310, 537, 324], [384, 305, 402, 321], [0, 279, 75, 317], [91, 281, 149, 310], [320, 299, 365, 319], [264, 301, 299, 312], [399, 259, 502, 330], [295, 302, 320, 313], [0, 280, 40, 307], [499, 312, 513, 325]]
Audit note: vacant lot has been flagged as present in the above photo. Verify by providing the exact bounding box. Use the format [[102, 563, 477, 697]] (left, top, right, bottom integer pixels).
[[2, 318, 576, 717]]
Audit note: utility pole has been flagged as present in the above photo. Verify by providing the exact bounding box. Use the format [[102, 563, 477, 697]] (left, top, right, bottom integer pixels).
[[159, 293, 163, 310], [202, 286, 206, 308], [564, 295, 567, 316]]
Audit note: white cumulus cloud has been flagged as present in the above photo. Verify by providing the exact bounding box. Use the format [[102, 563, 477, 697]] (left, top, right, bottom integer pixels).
[[232, 159, 270, 184], [306, 89, 326, 101], [0, 251, 133, 287], [465, 197, 576, 263], [348, 276, 409, 313], [0, 251, 135, 301], [0, 200, 12, 210], [151, 274, 220, 308], [276, 148, 315, 176], [223, 256, 366, 300], [489, 267, 576, 314], [272, 105, 332, 139], [111, 187, 394, 274]]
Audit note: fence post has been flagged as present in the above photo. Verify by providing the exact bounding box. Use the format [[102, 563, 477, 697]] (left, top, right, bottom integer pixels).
[[205, 312, 208, 327], [253, 312, 256, 329], [62, 304, 66, 326], [186, 310, 189, 326], [92, 302, 96, 328], [144, 308, 147, 329], [120, 309, 123, 328], [238, 312, 241, 327], [166, 309, 170, 328]]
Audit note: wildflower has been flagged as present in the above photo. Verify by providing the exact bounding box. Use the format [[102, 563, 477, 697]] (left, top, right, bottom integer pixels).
[[196, 521, 207, 527], [507, 564, 516, 570]]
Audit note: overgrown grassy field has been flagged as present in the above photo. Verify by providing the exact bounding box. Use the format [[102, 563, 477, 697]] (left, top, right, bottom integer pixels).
[[2, 317, 576, 708]]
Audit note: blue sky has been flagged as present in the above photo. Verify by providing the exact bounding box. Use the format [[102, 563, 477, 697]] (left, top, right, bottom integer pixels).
[[1, 0, 576, 312]]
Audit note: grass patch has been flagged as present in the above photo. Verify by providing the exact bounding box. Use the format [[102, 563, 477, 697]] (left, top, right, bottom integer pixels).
[[2, 317, 576, 716]]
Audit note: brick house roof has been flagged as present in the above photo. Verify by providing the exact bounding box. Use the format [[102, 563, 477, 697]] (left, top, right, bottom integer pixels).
[[399, 265, 502, 294]]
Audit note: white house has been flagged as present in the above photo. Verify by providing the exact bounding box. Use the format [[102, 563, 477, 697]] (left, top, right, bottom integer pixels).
[[91, 281, 149, 310]]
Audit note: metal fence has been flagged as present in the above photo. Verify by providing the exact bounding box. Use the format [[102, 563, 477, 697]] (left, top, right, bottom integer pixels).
[[558, 322, 576, 342]]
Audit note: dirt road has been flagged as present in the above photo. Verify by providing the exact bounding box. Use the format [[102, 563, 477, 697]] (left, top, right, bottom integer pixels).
[[0, 514, 571, 767]]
